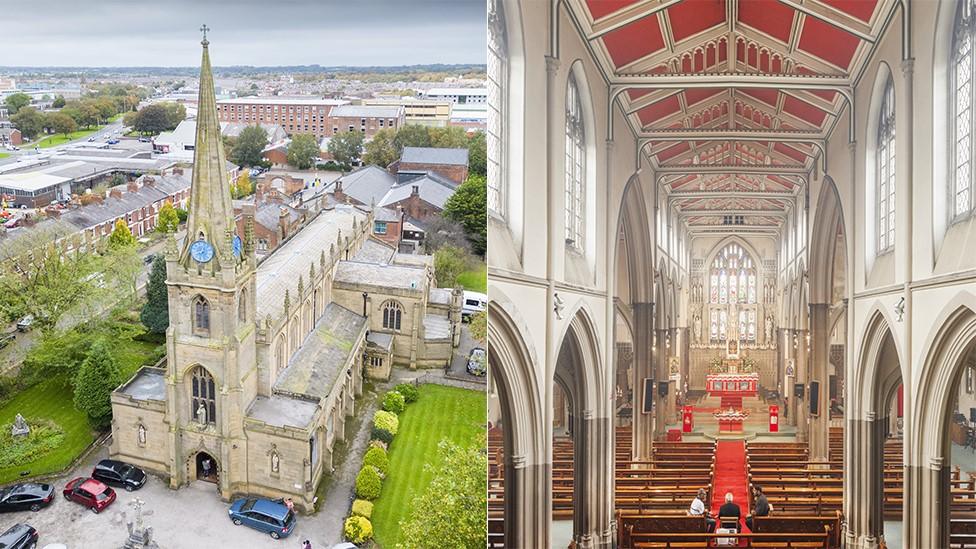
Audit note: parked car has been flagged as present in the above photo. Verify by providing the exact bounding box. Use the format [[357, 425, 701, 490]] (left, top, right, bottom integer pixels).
[[61, 478, 115, 514], [0, 333, 16, 350], [143, 253, 158, 265], [87, 136, 95, 142], [107, 139, 120, 145], [3, 218, 20, 229], [228, 497, 297, 540], [0, 523, 38, 549], [138, 137, 151, 143], [461, 290, 487, 320], [0, 483, 54, 513], [16, 315, 33, 332], [90, 459, 146, 492], [466, 347, 486, 376]]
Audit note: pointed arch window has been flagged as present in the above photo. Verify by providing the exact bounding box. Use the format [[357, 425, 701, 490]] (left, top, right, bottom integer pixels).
[[487, 0, 506, 218], [876, 78, 896, 252], [952, 0, 976, 219], [565, 75, 585, 249], [238, 290, 247, 323], [382, 301, 403, 331], [709, 244, 757, 306], [191, 366, 216, 426], [193, 296, 210, 336]]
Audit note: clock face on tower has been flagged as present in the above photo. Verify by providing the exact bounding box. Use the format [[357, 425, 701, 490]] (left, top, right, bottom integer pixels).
[[190, 239, 215, 263]]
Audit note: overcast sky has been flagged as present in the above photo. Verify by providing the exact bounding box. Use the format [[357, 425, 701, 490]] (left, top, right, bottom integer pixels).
[[1, 0, 486, 67]]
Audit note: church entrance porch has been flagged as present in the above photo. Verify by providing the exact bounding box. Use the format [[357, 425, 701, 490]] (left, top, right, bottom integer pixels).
[[194, 452, 218, 484]]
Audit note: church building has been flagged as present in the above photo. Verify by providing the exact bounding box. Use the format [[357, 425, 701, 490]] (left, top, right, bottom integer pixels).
[[108, 36, 461, 512], [487, 1, 976, 548]]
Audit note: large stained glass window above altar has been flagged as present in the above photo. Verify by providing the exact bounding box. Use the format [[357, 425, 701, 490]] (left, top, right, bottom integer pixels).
[[708, 243, 758, 344]]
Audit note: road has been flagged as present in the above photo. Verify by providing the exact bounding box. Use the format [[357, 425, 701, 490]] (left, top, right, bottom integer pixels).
[[0, 119, 126, 167]]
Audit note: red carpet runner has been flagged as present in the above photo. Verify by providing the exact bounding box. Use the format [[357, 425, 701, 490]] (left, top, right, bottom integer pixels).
[[711, 440, 750, 534]]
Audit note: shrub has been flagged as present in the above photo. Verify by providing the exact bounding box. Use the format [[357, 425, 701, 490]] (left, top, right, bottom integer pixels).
[[394, 383, 419, 404], [344, 515, 373, 543], [0, 418, 66, 468], [369, 439, 388, 452], [351, 499, 373, 519], [382, 390, 406, 415], [371, 410, 399, 445], [363, 446, 389, 475], [355, 465, 383, 500]]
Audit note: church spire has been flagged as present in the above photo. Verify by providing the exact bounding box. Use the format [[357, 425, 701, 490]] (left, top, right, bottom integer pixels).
[[181, 27, 236, 269]]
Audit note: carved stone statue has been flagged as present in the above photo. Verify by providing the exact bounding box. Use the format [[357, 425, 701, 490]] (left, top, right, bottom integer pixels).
[[196, 403, 207, 425], [692, 312, 702, 343], [764, 314, 774, 343], [138, 424, 147, 445], [11, 414, 28, 437], [271, 451, 280, 473]]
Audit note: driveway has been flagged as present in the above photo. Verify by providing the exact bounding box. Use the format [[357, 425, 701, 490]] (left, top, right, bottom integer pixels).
[[0, 445, 341, 549], [447, 324, 487, 384]]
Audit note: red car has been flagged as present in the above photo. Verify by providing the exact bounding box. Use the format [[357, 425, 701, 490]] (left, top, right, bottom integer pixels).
[[62, 478, 116, 514]]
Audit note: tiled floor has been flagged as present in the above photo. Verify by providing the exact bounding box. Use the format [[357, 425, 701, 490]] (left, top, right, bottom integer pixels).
[[884, 520, 903, 549], [552, 519, 572, 548]]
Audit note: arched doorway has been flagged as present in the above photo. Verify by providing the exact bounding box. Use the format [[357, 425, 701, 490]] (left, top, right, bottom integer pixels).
[[194, 451, 218, 484]]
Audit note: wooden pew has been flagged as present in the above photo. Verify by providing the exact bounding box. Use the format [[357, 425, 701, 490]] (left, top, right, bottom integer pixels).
[[751, 511, 842, 548]]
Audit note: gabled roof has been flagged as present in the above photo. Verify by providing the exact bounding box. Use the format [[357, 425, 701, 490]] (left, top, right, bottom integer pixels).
[[379, 171, 458, 210], [331, 165, 396, 206], [273, 302, 366, 400], [400, 147, 469, 167]]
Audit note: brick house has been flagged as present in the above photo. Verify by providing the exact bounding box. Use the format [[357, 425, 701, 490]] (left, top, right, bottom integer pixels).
[[393, 147, 469, 184], [378, 171, 458, 222], [328, 105, 405, 139]]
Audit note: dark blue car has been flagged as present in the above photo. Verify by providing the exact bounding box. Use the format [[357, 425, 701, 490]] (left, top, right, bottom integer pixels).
[[228, 497, 296, 540]]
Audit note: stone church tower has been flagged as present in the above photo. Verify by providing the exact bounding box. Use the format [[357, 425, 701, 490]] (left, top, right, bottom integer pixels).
[[161, 33, 258, 498]]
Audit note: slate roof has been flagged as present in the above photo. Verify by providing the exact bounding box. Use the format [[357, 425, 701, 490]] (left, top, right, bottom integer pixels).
[[60, 173, 191, 230], [373, 206, 401, 222], [330, 165, 396, 206], [273, 303, 366, 400], [423, 314, 452, 339], [379, 171, 457, 210], [400, 147, 469, 166], [256, 205, 365, 321], [253, 201, 304, 232], [366, 332, 394, 352]]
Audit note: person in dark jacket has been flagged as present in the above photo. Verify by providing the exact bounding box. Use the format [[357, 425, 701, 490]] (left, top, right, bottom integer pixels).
[[745, 485, 772, 530], [717, 492, 741, 530]]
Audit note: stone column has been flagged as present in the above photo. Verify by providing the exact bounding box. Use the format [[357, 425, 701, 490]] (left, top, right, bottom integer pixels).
[[845, 412, 887, 549], [808, 303, 830, 461], [573, 409, 614, 549], [677, 327, 690, 396], [795, 330, 809, 441], [504, 453, 552, 548], [631, 302, 654, 460], [654, 328, 669, 439], [785, 330, 798, 427]]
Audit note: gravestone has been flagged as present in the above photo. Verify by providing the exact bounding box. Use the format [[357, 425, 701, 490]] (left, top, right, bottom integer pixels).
[[11, 414, 29, 437]]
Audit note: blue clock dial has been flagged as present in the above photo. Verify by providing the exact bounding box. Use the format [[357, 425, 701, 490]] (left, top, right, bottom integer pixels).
[[233, 235, 243, 257], [190, 240, 215, 263]]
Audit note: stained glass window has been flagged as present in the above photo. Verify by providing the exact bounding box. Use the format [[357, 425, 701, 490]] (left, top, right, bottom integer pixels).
[[877, 77, 896, 252], [709, 244, 757, 305], [710, 316, 718, 340], [719, 310, 728, 340], [952, 0, 976, 219]]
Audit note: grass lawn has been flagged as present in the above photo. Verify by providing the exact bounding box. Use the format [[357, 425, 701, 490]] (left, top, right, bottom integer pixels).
[[0, 153, 8, 159], [29, 125, 104, 149], [371, 384, 486, 547], [0, 318, 162, 484], [456, 262, 487, 293]]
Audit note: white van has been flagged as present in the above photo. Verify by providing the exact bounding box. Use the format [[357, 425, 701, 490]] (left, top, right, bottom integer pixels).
[[461, 291, 487, 320]]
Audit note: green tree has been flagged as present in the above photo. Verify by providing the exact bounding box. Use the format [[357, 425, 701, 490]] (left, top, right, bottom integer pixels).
[[443, 175, 487, 255], [428, 126, 469, 148], [393, 124, 431, 150], [108, 218, 137, 250], [93, 98, 117, 122], [434, 245, 470, 288], [231, 125, 269, 167], [48, 113, 77, 138], [328, 131, 364, 165], [0, 237, 103, 332], [4, 93, 30, 115], [51, 95, 66, 108], [467, 131, 486, 176], [161, 102, 186, 129], [132, 104, 175, 135], [287, 133, 320, 169], [140, 255, 169, 335], [396, 440, 487, 548], [157, 201, 179, 233], [10, 107, 44, 140], [361, 128, 398, 167], [73, 339, 123, 428], [468, 310, 487, 343]]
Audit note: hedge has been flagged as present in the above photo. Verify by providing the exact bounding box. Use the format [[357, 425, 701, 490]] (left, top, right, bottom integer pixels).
[[355, 465, 383, 500], [382, 390, 406, 415], [372, 410, 399, 443], [351, 499, 373, 519], [393, 383, 419, 403], [343, 515, 374, 543], [363, 446, 389, 476]]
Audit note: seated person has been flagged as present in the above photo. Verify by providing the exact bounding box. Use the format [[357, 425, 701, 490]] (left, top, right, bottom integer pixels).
[[745, 485, 772, 530], [688, 488, 716, 532], [717, 492, 741, 530]]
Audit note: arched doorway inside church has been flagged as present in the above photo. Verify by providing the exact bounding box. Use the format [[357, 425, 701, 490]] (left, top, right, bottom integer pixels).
[[194, 451, 219, 484]]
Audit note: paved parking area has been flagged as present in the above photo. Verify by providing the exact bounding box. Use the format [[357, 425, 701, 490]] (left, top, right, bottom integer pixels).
[[0, 446, 342, 549]]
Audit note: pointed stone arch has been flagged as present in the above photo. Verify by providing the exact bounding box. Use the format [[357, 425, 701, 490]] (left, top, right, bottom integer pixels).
[[809, 177, 848, 306]]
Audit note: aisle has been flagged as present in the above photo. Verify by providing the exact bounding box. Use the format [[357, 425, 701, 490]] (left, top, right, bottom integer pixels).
[[711, 440, 750, 533]]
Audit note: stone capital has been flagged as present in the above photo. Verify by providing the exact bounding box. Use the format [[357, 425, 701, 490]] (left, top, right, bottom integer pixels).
[[545, 55, 560, 76]]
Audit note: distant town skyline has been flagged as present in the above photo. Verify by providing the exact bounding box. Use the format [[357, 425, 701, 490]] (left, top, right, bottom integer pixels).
[[1, 0, 486, 67]]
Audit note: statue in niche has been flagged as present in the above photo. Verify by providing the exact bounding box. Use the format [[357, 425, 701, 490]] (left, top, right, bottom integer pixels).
[[764, 314, 774, 343], [196, 403, 207, 425], [138, 424, 147, 445], [271, 451, 280, 473], [692, 311, 702, 344]]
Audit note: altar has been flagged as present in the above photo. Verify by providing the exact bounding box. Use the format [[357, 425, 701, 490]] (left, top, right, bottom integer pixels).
[[706, 370, 758, 408], [713, 408, 750, 432]]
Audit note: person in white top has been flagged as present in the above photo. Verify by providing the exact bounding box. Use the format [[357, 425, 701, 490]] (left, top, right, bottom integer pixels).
[[688, 488, 716, 531]]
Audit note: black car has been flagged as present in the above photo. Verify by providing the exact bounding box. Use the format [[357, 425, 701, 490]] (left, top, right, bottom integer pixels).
[[91, 459, 146, 492], [0, 483, 54, 513], [0, 523, 38, 549]]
